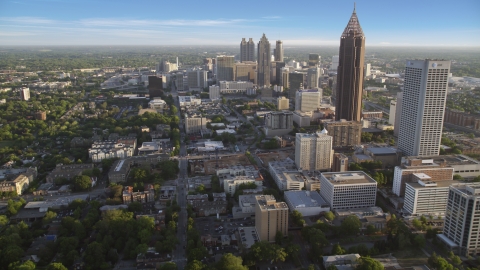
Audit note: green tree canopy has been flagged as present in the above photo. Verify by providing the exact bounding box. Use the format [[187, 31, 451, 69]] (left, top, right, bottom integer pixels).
[[356, 257, 384, 270]]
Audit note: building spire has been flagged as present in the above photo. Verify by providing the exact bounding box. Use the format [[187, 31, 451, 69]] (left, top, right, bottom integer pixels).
[[341, 4, 364, 37], [354, 2, 356, 13]]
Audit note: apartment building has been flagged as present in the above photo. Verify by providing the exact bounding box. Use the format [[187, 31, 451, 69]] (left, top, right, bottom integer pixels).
[[254, 195, 289, 242], [295, 129, 333, 172], [438, 183, 480, 256]]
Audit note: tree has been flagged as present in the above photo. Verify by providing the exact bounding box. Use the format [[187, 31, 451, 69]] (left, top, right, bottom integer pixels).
[[0, 215, 8, 226], [324, 211, 335, 221], [365, 225, 377, 235], [17, 260, 36, 270], [43, 210, 57, 225], [356, 257, 384, 270], [413, 234, 426, 248], [216, 253, 248, 270], [291, 210, 306, 227], [185, 260, 205, 270], [412, 219, 423, 230], [73, 175, 92, 191], [47, 263, 68, 270], [160, 262, 178, 270], [331, 243, 346, 255], [341, 215, 362, 235]]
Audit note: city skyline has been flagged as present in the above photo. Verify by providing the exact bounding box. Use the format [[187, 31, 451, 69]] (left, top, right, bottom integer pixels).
[[0, 0, 479, 47]]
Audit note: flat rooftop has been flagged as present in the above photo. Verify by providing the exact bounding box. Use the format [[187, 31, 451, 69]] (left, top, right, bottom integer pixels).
[[284, 191, 328, 208], [255, 195, 288, 210], [366, 147, 398, 156], [408, 180, 459, 189], [322, 171, 377, 185], [239, 194, 257, 208], [405, 154, 480, 166]]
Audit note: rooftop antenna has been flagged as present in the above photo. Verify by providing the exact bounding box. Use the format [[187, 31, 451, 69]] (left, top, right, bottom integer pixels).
[[354, 2, 356, 13]]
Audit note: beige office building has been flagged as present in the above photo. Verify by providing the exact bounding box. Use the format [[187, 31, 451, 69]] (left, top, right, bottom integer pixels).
[[235, 61, 257, 83], [295, 129, 333, 171], [277, 97, 289, 110], [254, 195, 289, 242]]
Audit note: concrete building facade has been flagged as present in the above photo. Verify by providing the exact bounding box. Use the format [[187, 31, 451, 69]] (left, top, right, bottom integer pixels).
[[320, 171, 377, 210], [254, 195, 289, 242], [439, 183, 480, 256], [325, 120, 362, 147], [398, 60, 450, 156], [295, 89, 322, 112], [295, 130, 333, 171]]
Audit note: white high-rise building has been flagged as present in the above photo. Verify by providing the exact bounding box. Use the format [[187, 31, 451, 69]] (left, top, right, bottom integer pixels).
[[393, 92, 403, 137], [295, 129, 333, 171], [398, 60, 450, 156], [295, 89, 322, 112], [307, 68, 320, 89], [209, 85, 220, 100], [365, 63, 371, 77], [20, 87, 30, 101], [438, 183, 480, 256], [389, 99, 397, 125]]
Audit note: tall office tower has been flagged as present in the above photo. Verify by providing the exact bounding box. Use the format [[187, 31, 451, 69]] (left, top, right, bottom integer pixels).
[[280, 67, 289, 87], [439, 183, 480, 256], [235, 61, 257, 83], [209, 85, 220, 100], [332, 153, 349, 172], [397, 60, 450, 156], [308, 53, 320, 67], [257, 34, 271, 88], [275, 62, 286, 85], [365, 63, 371, 77], [20, 87, 30, 101], [240, 38, 255, 62], [295, 89, 322, 112], [295, 129, 333, 171], [274, 40, 284, 62], [335, 6, 365, 122], [175, 72, 184, 91], [254, 195, 289, 242], [307, 68, 320, 89], [393, 92, 403, 137], [389, 99, 397, 125], [187, 70, 207, 90], [203, 58, 213, 71], [330, 55, 339, 71], [288, 72, 306, 97], [216, 56, 235, 81]]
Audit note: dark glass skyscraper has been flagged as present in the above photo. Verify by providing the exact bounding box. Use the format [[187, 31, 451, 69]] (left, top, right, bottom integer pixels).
[[335, 6, 365, 122], [257, 34, 271, 88], [240, 38, 255, 62]]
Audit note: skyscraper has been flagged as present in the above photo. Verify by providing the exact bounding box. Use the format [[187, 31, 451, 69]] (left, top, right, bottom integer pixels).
[[216, 56, 235, 81], [240, 38, 255, 62], [308, 53, 320, 68], [257, 34, 271, 88], [335, 6, 365, 122], [397, 60, 450, 156], [274, 40, 284, 62], [439, 183, 480, 256]]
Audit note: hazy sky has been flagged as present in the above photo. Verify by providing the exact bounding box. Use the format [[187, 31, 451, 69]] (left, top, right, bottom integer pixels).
[[0, 0, 479, 47]]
